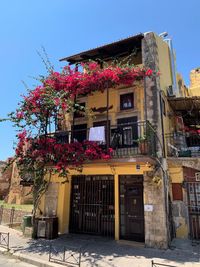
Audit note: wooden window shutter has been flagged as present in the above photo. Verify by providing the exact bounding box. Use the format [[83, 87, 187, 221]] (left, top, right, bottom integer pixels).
[[172, 183, 183, 201]]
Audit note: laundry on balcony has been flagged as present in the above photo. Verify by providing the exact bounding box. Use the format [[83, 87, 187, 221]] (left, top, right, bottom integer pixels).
[[89, 126, 105, 143]]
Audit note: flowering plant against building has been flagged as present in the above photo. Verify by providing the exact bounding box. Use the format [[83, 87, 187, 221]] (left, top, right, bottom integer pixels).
[[5, 60, 157, 226]]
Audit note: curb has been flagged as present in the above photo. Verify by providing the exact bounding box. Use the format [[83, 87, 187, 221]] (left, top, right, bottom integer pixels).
[[14, 252, 62, 267], [0, 248, 61, 267]]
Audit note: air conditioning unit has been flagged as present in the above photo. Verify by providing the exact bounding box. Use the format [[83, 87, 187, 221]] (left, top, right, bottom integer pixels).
[[167, 85, 174, 97], [195, 172, 200, 181]]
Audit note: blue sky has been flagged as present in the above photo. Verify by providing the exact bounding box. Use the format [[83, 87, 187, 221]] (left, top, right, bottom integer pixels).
[[0, 0, 199, 160]]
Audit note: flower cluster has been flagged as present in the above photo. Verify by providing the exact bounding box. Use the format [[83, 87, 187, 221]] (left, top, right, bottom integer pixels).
[[13, 62, 156, 128], [11, 61, 156, 177], [15, 134, 113, 176]]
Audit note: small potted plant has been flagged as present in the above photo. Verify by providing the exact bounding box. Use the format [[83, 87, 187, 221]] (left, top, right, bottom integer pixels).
[[137, 136, 148, 155]]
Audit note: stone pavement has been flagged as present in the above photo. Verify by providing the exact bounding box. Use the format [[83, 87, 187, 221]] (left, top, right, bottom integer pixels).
[[0, 225, 200, 267], [0, 254, 37, 267]]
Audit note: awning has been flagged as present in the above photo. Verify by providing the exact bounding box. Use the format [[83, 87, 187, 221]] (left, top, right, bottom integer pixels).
[[168, 96, 200, 126]]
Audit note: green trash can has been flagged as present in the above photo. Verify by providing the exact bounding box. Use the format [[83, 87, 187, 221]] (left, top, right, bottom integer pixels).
[[23, 215, 32, 227]]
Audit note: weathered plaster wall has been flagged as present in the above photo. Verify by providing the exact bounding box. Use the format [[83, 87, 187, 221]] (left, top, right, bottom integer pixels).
[[168, 163, 195, 239]]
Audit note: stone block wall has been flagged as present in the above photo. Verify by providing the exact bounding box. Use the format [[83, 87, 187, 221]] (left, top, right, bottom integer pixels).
[[0, 161, 12, 200], [142, 32, 170, 248], [172, 201, 189, 239], [6, 162, 33, 205], [144, 171, 168, 249], [190, 68, 200, 88], [0, 207, 31, 225]]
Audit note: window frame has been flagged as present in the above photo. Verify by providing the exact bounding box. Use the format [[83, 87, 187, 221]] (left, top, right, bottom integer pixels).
[[120, 93, 134, 111]]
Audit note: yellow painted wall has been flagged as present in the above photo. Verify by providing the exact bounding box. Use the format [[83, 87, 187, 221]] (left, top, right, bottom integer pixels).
[[39, 162, 153, 239], [168, 164, 183, 183], [168, 163, 189, 238], [175, 218, 188, 239], [154, 34, 173, 96], [154, 34, 176, 153], [67, 80, 144, 130]]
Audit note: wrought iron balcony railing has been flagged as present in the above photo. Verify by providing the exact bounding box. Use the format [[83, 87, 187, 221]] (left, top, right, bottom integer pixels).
[[165, 132, 200, 157], [51, 121, 157, 159]]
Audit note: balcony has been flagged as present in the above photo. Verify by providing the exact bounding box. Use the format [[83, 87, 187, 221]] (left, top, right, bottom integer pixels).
[[166, 132, 200, 157], [51, 121, 157, 159]]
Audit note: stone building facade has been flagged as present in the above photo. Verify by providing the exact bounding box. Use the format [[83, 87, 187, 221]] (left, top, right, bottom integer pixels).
[[6, 161, 33, 205], [0, 161, 12, 200]]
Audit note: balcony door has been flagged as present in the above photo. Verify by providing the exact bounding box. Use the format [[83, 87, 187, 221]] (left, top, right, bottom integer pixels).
[[117, 117, 138, 148], [72, 124, 87, 142], [93, 120, 110, 146]]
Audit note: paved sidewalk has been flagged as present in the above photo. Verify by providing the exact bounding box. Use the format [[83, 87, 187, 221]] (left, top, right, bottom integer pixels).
[[0, 225, 200, 267], [0, 254, 38, 267]]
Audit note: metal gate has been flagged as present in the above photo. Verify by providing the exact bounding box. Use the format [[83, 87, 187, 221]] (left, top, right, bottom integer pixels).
[[186, 182, 200, 240], [70, 175, 114, 237]]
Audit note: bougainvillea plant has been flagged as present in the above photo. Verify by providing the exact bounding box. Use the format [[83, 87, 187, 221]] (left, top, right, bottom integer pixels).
[[6, 59, 156, 223]]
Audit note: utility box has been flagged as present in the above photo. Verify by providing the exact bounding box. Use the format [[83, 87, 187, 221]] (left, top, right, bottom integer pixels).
[[34, 217, 58, 240]]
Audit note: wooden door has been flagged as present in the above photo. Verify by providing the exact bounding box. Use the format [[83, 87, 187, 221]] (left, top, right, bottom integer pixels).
[[119, 175, 144, 242]]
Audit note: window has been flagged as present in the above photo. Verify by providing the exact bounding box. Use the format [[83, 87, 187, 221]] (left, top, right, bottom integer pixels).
[[172, 183, 183, 201], [117, 117, 138, 148], [120, 93, 134, 110]]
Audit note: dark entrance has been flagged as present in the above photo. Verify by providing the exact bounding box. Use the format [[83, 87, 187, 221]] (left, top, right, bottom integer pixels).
[[70, 175, 114, 237], [72, 124, 87, 142], [117, 117, 138, 148], [119, 175, 144, 242]]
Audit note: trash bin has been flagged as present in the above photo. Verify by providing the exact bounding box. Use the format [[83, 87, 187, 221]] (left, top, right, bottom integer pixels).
[[23, 215, 33, 227]]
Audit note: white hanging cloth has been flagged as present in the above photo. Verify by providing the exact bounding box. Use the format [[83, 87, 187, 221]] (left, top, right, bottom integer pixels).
[[89, 126, 105, 142]]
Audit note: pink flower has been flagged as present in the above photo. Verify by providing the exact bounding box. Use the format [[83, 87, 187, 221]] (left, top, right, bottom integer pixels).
[[17, 130, 27, 140], [54, 98, 60, 106], [16, 111, 24, 119], [61, 102, 68, 110], [145, 69, 153, 76]]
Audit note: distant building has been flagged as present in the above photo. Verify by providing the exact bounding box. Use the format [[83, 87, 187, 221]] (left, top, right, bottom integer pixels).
[[0, 160, 12, 200], [6, 161, 33, 205], [189, 67, 200, 96]]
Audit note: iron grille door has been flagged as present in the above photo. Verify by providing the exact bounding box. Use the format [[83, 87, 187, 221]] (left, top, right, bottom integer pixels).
[[186, 182, 200, 240], [70, 175, 114, 237]]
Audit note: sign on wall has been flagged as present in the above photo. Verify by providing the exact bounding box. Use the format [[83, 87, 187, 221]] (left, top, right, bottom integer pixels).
[[144, 204, 154, 212]]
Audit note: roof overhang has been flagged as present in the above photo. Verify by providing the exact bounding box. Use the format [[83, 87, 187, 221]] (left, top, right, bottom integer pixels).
[[60, 33, 144, 64], [168, 96, 200, 126]]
